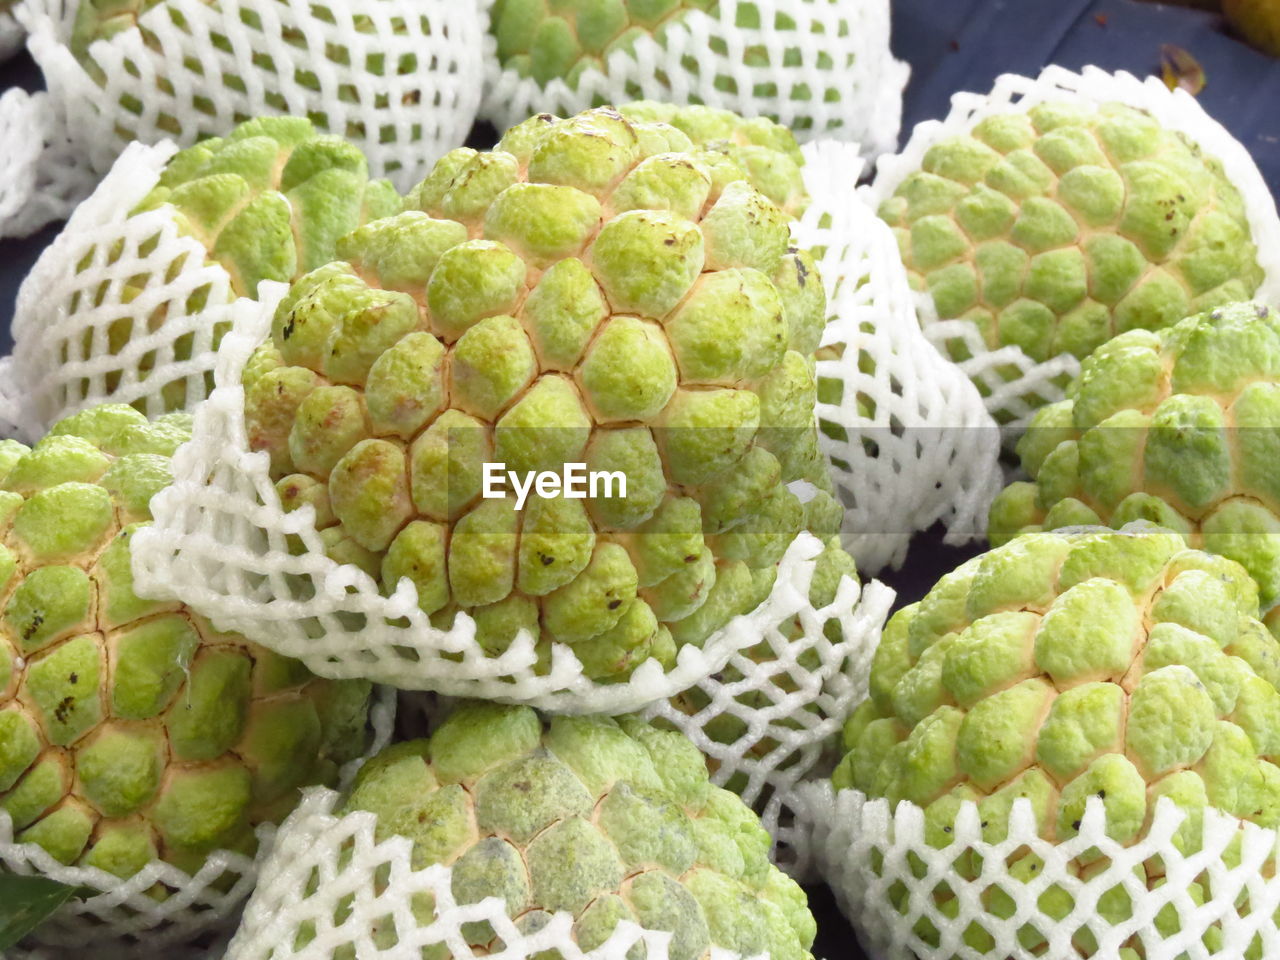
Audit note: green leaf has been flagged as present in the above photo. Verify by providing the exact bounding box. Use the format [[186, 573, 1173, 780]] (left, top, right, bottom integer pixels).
[[0, 873, 94, 950]]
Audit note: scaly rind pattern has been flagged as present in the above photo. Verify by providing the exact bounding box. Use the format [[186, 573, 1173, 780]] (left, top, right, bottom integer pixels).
[[833, 523, 1280, 955], [0, 403, 371, 878], [989, 301, 1280, 610], [134, 115, 402, 298], [880, 101, 1263, 369], [338, 702, 816, 960], [242, 104, 840, 682], [490, 0, 718, 89]]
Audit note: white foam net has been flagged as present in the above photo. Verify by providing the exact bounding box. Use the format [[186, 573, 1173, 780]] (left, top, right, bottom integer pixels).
[[478, 0, 908, 160], [0, 85, 95, 240], [18, 0, 482, 194], [124, 145, 917, 714], [798, 779, 1280, 960], [798, 140, 1002, 574], [865, 64, 1280, 433], [225, 787, 803, 960], [0, 687, 396, 957], [2, 139, 275, 441]]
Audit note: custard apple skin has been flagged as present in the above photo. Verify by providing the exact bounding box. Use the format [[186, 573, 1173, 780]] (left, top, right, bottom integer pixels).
[[989, 301, 1280, 609], [834, 524, 1280, 954], [242, 104, 840, 682], [490, 0, 718, 89], [338, 702, 816, 960], [134, 115, 401, 298], [880, 101, 1263, 377], [90, 115, 399, 412], [0, 404, 372, 878]]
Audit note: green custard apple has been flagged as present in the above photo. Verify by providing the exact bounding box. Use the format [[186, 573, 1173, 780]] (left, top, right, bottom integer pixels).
[[332, 701, 816, 960], [834, 523, 1280, 955], [490, 0, 718, 89], [132, 115, 401, 298], [243, 103, 843, 682], [879, 100, 1263, 404], [0, 403, 372, 878], [989, 301, 1280, 610], [81, 114, 399, 410]]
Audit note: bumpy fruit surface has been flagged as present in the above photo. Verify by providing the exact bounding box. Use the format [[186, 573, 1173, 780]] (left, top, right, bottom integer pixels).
[[835, 524, 1280, 953], [989, 301, 1280, 609], [490, 0, 718, 88], [339, 702, 816, 960], [880, 101, 1262, 369], [0, 404, 371, 877], [133, 115, 401, 297], [243, 104, 839, 681]]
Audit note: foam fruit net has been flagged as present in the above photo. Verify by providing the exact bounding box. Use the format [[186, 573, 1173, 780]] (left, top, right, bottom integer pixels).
[[15, 0, 482, 207], [640, 569, 894, 876], [797, 141, 1002, 575], [0, 86, 94, 240], [866, 65, 1280, 433], [0, 689, 395, 957], [223, 787, 801, 960], [799, 780, 1280, 960], [479, 0, 908, 161], [0, 140, 271, 441]]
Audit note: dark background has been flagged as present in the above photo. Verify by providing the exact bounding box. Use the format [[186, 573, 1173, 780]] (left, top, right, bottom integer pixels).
[[1, 1, 1278, 956]]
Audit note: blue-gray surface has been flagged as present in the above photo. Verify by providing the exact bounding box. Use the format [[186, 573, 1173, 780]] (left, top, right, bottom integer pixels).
[[895, 0, 1280, 194], [0, 4, 1276, 957]]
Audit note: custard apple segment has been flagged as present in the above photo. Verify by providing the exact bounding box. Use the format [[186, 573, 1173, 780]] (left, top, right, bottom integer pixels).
[[990, 301, 1280, 609], [337, 702, 816, 960], [0, 404, 371, 878]]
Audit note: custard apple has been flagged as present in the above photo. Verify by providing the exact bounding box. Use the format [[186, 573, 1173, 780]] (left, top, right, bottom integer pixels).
[[133, 115, 401, 298], [80, 115, 399, 411], [989, 301, 1280, 610], [335, 701, 816, 960], [879, 101, 1263, 405], [834, 523, 1280, 954], [490, 0, 717, 88], [0, 404, 372, 878], [242, 104, 841, 682]]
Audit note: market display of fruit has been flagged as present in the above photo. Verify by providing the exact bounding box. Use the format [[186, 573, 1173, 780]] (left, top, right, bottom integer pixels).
[[3, 1, 1280, 958]]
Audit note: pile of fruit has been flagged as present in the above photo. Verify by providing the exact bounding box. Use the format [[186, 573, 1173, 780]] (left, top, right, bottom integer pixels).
[[3, 1, 1280, 959]]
